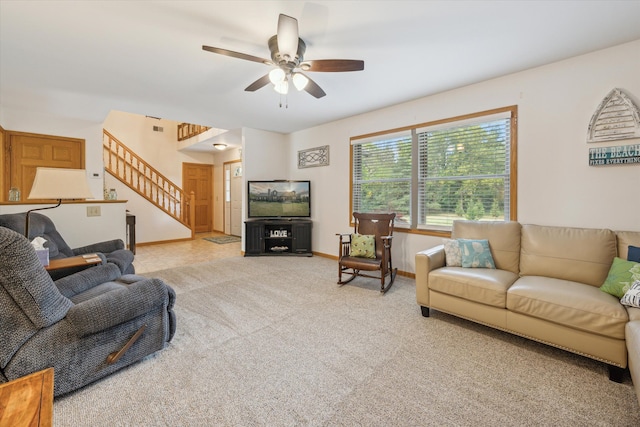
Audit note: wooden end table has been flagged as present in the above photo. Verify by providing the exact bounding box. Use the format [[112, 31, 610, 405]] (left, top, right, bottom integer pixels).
[[45, 253, 102, 271], [0, 367, 54, 427]]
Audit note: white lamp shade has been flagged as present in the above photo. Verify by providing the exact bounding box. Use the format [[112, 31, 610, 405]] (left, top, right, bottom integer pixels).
[[28, 167, 94, 200], [274, 79, 289, 94], [292, 73, 309, 91], [268, 68, 286, 84]]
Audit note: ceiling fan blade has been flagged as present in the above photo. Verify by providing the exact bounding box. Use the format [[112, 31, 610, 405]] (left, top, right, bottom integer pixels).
[[245, 74, 271, 92], [302, 59, 364, 72], [302, 74, 326, 98], [202, 45, 271, 65], [277, 14, 299, 61]]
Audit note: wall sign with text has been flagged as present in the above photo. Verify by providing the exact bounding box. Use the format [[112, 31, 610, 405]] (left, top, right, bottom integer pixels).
[[589, 143, 640, 166]]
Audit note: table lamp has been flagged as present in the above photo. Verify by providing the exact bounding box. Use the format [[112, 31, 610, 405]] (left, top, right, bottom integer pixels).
[[25, 167, 94, 237]]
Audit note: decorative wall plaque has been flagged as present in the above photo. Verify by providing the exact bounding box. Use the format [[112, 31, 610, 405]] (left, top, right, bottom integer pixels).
[[587, 88, 640, 143], [589, 143, 640, 166], [298, 145, 329, 168]]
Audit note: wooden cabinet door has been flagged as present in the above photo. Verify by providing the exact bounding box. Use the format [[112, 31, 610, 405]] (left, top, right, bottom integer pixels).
[[244, 221, 264, 255], [4, 131, 84, 201], [292, 222, 312, 253]]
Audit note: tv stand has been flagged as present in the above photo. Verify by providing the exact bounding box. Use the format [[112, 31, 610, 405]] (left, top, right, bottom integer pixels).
[[244, 218, 312, 257]]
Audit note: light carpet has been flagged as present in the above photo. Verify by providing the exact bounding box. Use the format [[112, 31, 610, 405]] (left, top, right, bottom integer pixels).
[[54, 256, 640, 426]]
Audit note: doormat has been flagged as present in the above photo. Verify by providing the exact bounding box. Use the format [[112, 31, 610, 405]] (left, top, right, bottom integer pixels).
[[203, 236, 241, 244]]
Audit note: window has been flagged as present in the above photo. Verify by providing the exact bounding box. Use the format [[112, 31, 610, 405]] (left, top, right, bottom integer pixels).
[[352, 131, 413, 226], [350, 106, 517, 233]]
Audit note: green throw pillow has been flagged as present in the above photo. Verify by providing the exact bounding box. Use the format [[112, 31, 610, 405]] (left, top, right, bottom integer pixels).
[[458, 239, 496, 269], [600, 257, 640, 298], [350, 234, 376, 258]]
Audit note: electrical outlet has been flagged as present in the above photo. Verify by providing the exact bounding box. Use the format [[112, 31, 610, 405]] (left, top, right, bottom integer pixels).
[[87, 206, 101, 217]]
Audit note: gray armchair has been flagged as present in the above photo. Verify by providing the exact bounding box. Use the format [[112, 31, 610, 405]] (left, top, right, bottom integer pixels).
[[0, 212, 134, 280], [0, 226, 176, 396]]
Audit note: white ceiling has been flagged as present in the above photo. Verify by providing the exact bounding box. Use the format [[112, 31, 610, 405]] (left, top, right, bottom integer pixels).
[[2, 0, 640, 141]]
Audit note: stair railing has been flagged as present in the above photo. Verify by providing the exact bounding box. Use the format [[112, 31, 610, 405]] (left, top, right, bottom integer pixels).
[[177, 123, 211, 141], [103, 130, 195, 236]]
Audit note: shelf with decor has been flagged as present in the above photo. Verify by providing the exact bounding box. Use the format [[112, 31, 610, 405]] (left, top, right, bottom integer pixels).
[[244, 218, 312, 256]]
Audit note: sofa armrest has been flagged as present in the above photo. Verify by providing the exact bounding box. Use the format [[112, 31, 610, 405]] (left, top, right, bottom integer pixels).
[[54, 263, 122, 298], [415, 244, 446, 310], [73, 239, 125, 255], [104, 249, 135, 275], [66, 278, 168, 337]]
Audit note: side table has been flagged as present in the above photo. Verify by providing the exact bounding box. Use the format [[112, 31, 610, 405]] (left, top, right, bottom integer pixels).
[[45, 253, 102, 271], [0, 367, 54, 427]]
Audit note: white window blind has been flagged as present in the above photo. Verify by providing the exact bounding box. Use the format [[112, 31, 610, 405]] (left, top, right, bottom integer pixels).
[[352, 132, 412, 226], [350, 107, 516, 232], [417, 116, 511, 229]]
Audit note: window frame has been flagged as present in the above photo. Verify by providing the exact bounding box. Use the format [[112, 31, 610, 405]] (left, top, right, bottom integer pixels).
[[349, 106, 518, 236]]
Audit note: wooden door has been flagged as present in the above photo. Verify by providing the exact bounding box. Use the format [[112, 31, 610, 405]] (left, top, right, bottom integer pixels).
[[182, 163, 213, 233], [3, 131, 85, 202]]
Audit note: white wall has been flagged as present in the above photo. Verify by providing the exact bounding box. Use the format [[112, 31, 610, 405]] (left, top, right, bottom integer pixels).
[[242, 127, 289, 249], [0, 109, 106, 198], [211, 128, 242, 232], [288, 39, 640, 274], [103, 110, 215, 243], [3, 40, 639, 274], [0, 109, 115, 245], [0, 202, 127, 248]]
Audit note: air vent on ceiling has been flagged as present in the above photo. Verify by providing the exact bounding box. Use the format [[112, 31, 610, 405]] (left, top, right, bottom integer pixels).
[[153, 126, 164, 132]]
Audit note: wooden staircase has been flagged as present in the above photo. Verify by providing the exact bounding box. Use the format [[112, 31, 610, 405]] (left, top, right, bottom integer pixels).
[[103, 130, 195, 236]]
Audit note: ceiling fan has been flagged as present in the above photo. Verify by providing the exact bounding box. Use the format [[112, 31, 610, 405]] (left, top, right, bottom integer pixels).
[[202, 14, 364, 99]]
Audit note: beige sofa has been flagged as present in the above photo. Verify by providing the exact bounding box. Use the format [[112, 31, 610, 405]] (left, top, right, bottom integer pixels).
[[415, 220, 640, 400]]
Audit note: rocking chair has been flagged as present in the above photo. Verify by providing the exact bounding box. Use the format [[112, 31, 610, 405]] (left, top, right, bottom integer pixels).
[[337, 212, 397, 293]]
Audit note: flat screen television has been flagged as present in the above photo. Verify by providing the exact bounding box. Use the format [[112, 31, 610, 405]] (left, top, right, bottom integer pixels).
[[248, 180, 311, 218]]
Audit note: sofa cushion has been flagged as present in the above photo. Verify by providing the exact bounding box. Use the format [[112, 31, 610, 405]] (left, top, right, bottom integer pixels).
[[429, 267, 519, 308], [507, 276, 628, 339], [625, 318, 640, 406], [628, 306, 640, 321], [451, 220, 521, 274], [520, 224, 616, 287], [615, 231, 640, 260]]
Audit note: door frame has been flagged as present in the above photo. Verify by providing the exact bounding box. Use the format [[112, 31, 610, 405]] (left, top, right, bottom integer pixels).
[[223, 158, 242, 236]]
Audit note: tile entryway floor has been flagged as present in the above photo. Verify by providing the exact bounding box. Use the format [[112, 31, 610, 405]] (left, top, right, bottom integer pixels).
[[133, 232, 241, 274]]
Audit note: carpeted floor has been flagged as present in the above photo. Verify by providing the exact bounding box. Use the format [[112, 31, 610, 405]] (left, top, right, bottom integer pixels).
[[54, 256, 640, 426], [203, 235, 242, 244]]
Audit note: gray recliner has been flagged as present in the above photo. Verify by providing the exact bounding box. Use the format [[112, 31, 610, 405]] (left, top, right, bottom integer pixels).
[[0, 212, 134, 280], [0, 226, 176, 396]]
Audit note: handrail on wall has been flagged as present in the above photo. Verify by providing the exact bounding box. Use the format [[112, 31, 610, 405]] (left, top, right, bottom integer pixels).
[[102, 129, 195, 237]]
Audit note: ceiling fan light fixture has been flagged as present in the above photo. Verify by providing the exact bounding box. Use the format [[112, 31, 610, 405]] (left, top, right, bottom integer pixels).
[[268, 68, 286, 84], [213, 143, 227, 150], [274, 79, 289, 94], [292, 73, 308, 91]]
